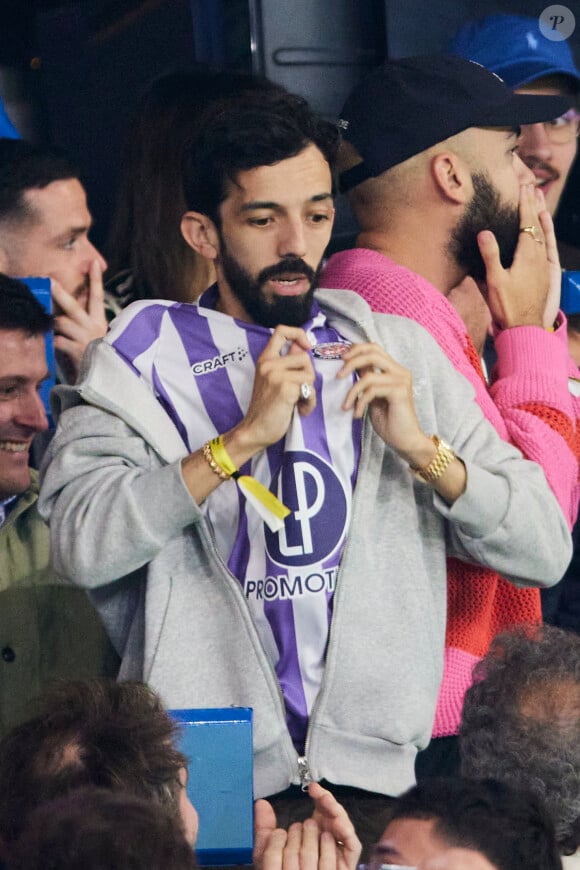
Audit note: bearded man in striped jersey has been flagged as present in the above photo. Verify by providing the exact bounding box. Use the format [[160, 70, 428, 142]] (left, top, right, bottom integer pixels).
[[39, 87, 570, 850]]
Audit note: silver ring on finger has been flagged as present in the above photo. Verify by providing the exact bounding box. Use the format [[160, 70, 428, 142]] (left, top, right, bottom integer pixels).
[[300, 383, 312, 401]]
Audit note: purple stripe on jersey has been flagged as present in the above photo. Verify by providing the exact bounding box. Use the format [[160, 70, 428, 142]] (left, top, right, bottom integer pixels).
[[244, 325, 286, 494], [301, 319, 352, 462], [244, 323, 270, 366], [223, 325, 270, 580], [350, 416, 363, 489], [267, 598, 309, 752], [227, 482, 252, 580], [111, 304, 170, 367], [167, 307, 245, 438], [151, 363, 190, 450]]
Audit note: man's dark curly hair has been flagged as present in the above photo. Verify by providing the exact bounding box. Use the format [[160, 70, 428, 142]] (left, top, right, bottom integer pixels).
[[182, 90, 340, 225], [0, 680, 187, 847], [460, 625, 580, 855]]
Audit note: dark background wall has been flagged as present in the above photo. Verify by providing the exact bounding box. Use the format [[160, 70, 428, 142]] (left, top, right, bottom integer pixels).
[[0, 0, 578, 248]]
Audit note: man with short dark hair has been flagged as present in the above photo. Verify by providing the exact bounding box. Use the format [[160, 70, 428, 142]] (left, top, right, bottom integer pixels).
[[320, 55, 580, 779], [0, 139, 108, 382], [460, 625, 580, 866], [0, 276, 118, 738], [39, 89, 570, 844], [376, 778, 562, 870]]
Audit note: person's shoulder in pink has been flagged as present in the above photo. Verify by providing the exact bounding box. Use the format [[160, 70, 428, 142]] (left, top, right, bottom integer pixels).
[[322, 56, 580, 753], [321, 248, 485, 391]]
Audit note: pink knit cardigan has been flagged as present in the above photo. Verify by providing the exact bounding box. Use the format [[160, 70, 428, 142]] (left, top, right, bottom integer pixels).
[[321, 248, 580, 736]]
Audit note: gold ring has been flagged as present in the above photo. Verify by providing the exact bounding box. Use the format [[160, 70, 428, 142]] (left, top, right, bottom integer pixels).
[[519, 225, 543, 243]]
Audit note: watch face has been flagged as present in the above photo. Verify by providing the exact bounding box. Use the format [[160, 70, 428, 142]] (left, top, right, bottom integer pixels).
[[413, 436, 455, 483]]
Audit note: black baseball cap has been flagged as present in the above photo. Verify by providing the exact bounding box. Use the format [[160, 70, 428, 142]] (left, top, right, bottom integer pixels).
[[339, 55, 570, 192]]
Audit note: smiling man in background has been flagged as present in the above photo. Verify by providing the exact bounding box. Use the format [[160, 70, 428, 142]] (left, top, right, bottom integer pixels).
[[450, 13, 580, 266], [0, 275, 118, 738]]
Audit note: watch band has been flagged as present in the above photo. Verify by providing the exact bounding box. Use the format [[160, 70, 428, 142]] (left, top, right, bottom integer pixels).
[[410, 435, 456, 483]]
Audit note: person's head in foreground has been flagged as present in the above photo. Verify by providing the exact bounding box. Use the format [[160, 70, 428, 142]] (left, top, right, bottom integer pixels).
[[180, 88, 340, 327], [450, 14, 580, 217], [373, 777, 561, 870], [0, 679, 197, 853], [338, 55, 568, 287], [5, 787, 197, 870], [0, 273, 50, 500], [460, 625, 580, 856]]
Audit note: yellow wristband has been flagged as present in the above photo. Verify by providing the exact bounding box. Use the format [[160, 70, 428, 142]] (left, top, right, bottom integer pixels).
[[208, 436, 291, 533], [210, 437, 239, 480]]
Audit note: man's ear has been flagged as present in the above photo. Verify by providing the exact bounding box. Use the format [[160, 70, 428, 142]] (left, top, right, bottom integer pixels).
[[181, 212, 220, 260], [430, 151, 471, 205]]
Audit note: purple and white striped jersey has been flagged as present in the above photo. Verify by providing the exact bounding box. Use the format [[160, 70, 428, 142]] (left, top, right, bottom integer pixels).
[[106, 286, 362, 751]]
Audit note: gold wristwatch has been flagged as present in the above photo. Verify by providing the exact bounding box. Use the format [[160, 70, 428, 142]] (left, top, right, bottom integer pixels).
[[410, 435, 456, 483]]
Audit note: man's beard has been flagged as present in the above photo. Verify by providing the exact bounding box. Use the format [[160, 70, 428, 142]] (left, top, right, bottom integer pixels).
[[219, 241, 320, 328], [449, 172, 521, 284]]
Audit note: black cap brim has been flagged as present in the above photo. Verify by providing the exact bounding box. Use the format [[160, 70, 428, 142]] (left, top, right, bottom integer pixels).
[[470, 92, 570, 127]]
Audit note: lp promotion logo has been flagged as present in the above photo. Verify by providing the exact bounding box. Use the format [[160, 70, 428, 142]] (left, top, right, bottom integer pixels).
[[540, 6, 576, 41]]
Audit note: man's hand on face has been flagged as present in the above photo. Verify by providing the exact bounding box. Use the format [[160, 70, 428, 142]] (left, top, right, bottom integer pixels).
[[239, 325, 316, 452], [51, 259, 108, 383], [537, 190, 563, 329], [476, 184, 557, 331]]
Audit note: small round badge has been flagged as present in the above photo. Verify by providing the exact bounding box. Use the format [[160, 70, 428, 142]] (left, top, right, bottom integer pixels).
[[312, 341, 352, 360]]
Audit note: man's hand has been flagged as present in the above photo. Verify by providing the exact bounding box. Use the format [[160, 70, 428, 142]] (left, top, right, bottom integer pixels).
[[338, 342, 427, 459], [52, 259, 108, 383], [338, 342, 466, 503], [254, 799, 279, 869], [260, 821, 340, 870], [537, 190, 562, 330], [254, 784, 361, 870], [237, 325, 316, 452], [477, 183, 551, 331], [309, 782, 361, 870]]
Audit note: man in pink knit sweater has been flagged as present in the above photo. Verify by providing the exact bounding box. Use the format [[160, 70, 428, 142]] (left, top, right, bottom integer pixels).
[[320, 55, 580, 779]]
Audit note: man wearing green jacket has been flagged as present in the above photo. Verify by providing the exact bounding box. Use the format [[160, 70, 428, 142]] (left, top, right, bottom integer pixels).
[[0, 275, 118, 736]]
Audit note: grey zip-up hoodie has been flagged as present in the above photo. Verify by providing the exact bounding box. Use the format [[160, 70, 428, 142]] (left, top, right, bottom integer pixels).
[[39, 289, 571, 798]]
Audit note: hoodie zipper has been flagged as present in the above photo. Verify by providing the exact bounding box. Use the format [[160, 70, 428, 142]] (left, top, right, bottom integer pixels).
[[299, 316, 375, 781]]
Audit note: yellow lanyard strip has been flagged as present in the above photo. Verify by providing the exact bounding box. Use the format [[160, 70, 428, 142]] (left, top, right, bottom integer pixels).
[[209, 436, 290, 533]]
